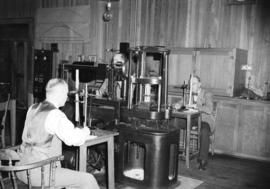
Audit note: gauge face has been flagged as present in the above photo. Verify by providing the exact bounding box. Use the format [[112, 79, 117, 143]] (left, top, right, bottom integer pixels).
[[112, 53, 129, 77], [112, 53, 125, 68]]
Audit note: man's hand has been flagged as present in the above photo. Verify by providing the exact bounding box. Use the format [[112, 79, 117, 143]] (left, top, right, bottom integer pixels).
[[173, 103, 181, 110], [95, 90, 102, 97], [186, 104, 197, 109]]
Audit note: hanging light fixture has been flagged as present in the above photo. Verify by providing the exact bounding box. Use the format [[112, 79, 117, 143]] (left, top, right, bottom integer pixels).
[[103, 0, 113, 22]]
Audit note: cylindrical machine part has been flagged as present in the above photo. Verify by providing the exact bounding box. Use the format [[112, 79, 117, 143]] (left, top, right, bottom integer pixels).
[[164, 53, 169, 108]]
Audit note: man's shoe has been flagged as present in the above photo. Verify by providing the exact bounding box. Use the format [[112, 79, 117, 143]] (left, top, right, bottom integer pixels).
[[198, 160, 207, 171]]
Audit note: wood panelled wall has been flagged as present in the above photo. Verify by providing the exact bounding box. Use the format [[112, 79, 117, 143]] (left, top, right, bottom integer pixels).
[[0, 0, 270, 92]]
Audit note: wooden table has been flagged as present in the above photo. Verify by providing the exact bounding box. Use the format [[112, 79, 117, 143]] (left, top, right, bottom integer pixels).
[[172, 110, 201, 168], [79, 129, 119, 189]]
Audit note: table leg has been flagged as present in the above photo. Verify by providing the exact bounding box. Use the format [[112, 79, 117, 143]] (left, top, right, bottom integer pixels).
[[186, 115, 191, 168], [107, 137, 115, 189], [198, 114, 202, 154], [79, 146, 87, 172]]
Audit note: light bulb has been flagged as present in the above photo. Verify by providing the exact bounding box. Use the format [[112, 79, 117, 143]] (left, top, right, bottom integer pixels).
[[107, 2, 111, 9]]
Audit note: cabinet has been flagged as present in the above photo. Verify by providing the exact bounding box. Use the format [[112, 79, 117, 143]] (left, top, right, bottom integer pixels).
[[168, 48, 247, 97], [214, 96, 270, 161]]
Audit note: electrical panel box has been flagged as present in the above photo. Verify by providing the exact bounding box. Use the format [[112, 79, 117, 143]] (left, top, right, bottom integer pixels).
[[33, 49, 53, 101]]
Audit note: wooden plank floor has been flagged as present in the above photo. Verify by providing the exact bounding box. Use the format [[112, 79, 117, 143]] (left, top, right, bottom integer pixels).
[[178, 154, 270, 189], [95, 154, 270, 189]]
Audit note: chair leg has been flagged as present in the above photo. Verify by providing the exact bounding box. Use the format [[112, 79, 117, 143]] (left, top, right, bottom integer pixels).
[[11, 171, 18, 189], [26, 170, 31, 189], [0, 174, 5, 189], [211, 145, 214, 156], [210, 134, 215, 156]]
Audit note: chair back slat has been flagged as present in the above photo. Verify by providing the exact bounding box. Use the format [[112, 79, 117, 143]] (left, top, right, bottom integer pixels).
[[26, 169, 31, 189], [49, 163, 53, 188], [41, 166, 45, 189], [51, 162, 58, 189]]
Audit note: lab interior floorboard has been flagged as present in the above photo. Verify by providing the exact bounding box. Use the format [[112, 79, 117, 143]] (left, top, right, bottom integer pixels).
[[95, 154, 270, 189]]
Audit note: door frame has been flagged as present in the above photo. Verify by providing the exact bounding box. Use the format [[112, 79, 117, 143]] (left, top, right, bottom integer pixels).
[[0, 18, 34, 106]]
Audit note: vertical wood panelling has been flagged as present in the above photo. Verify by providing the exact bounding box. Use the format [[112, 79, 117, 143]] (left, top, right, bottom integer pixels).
[[158, 0, 166, 46], [0, 0, 36, 18], [139, 0, 147, 45], [117, 0, 269, 92], [134, 0, 141, 46], [166, 0, 174, 46], [128, 0, 135, 45], [178, 0, 188, 47], [117, 0, 123, 44], [0, 0, 269, 93], [148, 0, 155, 45], [171, 0, 180, 46]]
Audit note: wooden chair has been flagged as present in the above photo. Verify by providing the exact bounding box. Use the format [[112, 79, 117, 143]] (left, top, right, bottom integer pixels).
[[0, 93, 10, 148], [210, 129, 216, 156], [191, 114, 217, 157], [187, 102, 219, 157], [0, 145, 64, 189], [178, 110, 217, 162]]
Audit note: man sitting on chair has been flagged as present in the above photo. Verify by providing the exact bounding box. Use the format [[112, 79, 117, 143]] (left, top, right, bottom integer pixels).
[[175, 75, 215, 170], [17, 78, 100, 189], [188, 75, 215, 170]]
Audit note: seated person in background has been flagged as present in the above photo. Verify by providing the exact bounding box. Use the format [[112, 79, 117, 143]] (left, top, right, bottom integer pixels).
[[174, 75, 215, 170], [96, 53, 127, 99], [17, 78, 100, 189]]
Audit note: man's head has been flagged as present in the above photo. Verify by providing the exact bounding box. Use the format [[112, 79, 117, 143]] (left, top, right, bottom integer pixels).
[[46, 78, 68, 107], [191, 75, 201, 94]]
